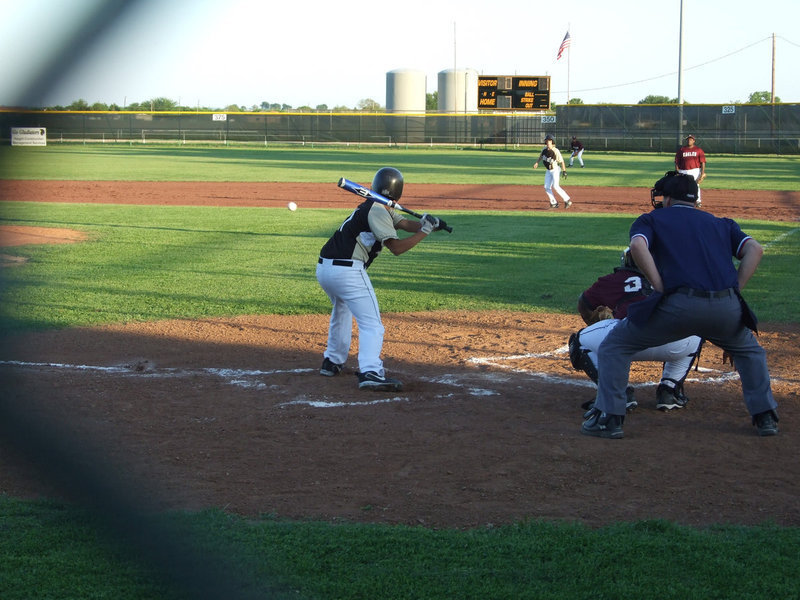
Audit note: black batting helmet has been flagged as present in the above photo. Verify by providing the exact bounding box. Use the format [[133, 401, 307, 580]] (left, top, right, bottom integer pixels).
[[371, 167, 404, 201]]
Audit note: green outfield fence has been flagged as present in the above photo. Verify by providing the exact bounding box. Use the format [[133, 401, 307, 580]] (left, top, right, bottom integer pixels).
[[2, 103, 799, 154]]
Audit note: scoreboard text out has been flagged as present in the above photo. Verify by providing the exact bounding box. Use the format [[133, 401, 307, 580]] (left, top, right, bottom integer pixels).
[[477, 75, 551, 111]]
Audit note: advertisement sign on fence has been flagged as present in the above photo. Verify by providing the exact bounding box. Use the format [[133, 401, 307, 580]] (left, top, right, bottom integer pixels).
[[11, 127, 47, 146]]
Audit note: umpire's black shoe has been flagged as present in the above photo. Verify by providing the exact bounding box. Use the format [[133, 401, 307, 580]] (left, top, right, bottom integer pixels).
[[357, 371, 403, 392], [753, 410, 779, 436], [581, 408, 624, 439], [582, 386, 637, 416], [319, 357, 343, 377]]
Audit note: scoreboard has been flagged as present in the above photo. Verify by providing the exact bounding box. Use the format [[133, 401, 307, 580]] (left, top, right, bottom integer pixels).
[[477, 75, 551, 111]]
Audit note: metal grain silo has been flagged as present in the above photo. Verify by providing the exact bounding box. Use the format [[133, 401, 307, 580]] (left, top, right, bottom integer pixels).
[[437, 68, 478, 113], [386, 69, 427, 113]]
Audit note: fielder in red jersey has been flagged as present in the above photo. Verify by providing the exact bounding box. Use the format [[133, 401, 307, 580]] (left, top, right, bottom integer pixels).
[[674, 134, 706, 205]]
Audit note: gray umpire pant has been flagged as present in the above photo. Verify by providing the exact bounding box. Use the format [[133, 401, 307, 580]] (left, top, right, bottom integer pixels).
[[594, 291, 777, 417]]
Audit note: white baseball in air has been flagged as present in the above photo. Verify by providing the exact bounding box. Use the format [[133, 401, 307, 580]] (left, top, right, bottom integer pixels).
[[287, 201, 297, 211]]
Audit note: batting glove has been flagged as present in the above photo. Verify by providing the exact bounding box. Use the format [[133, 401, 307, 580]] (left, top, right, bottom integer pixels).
[[420, 214, 438, 234]]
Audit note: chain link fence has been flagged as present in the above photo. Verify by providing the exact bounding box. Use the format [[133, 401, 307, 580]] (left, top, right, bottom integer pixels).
[[3, 104, 799, 153]]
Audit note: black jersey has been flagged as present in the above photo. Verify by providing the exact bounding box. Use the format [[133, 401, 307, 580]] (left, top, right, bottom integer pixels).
[[319, 200, 400, 268]]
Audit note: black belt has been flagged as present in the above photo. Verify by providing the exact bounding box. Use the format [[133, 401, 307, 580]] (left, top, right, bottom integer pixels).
[[675, 287, 734, 298], [318, 257, 353, 267]]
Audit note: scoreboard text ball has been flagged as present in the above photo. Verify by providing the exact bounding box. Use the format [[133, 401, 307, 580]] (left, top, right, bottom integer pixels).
[[477, 75, 551, 111]]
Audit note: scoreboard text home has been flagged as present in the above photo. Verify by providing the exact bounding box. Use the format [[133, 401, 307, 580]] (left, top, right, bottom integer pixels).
[[477, 76, 551, 110]]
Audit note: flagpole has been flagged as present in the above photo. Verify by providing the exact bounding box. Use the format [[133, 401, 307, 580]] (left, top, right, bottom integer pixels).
[[567, 46, 571, 104], [567, 24, 571, 104]]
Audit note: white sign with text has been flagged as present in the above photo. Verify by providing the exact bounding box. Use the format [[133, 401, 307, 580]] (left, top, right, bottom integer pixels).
[[11, 127, 47, 146]]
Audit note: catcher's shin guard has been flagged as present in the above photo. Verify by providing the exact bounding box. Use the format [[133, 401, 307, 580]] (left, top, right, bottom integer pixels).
[[568, 331, 598, 383]]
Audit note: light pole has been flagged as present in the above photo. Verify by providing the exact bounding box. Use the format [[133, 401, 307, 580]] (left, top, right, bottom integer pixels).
[[677, 0, 685, 146]]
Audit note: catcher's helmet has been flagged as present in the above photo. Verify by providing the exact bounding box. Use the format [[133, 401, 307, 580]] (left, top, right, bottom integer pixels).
[[620, 247, 637, 270], [371, 167, 403, 201]]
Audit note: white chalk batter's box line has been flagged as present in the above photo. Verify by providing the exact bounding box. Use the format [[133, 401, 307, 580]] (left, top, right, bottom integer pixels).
[[0, 348, 761, 410], [467, 345, 744, 388]]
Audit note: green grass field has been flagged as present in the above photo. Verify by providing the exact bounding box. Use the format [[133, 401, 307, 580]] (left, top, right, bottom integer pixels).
[[1, 145, 799, 599], [2, 143, 800, 189], [1, 203, 798, 332], [1, 146, 799, 331]]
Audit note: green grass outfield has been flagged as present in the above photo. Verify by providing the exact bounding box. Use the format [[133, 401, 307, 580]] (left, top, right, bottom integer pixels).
[[2, 143, 800, 189], [1, 145, 800, 599]]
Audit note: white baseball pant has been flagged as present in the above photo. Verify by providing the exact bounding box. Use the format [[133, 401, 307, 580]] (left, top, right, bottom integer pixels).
[[316, 258, 385, 376], [579, 318, 701, 383], [678, 167, 702, 201], [544, 166, 570, 205]]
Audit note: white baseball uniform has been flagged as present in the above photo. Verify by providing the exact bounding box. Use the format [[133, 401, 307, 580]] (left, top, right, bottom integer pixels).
[[538, 145, 571, 207], [569, 138, 585, 167], [578, 318, 702, 384], [316, 200, 404, 376]]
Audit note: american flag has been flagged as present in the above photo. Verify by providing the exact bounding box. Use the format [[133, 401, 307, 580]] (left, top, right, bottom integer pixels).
[[557, 31, 571, 60]]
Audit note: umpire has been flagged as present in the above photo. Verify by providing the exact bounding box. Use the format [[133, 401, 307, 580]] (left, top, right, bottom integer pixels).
[[582, 173, 778, 439]]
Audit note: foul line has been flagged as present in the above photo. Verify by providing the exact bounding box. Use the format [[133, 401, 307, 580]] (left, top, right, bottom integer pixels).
[[0, 360, 312, 379], [762, 227, 800, 250]]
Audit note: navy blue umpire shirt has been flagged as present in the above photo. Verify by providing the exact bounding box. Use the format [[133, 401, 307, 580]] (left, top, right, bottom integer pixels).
[[630, 204, 752, 293]]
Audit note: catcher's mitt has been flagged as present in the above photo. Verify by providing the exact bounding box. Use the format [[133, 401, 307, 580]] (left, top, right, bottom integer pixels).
[[587, 305, 614, 324]]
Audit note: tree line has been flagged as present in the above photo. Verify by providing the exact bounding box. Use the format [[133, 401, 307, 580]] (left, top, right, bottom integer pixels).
[[22, 95, 436, 113], [566, 91, 781, 105], [14, 90, 781, 112]]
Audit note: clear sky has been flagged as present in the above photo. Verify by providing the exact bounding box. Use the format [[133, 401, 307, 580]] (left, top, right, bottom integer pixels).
[[2, 0, 799, 109]]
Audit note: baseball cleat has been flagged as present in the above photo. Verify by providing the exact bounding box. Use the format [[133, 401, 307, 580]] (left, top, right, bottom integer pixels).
[[655, 383, 688, 410], [564, 200, 573, 209], [357, 371, 402, 391], [548, 202, 559, 209], [624, 385, 637, 411], [320, 356, 343, 377]]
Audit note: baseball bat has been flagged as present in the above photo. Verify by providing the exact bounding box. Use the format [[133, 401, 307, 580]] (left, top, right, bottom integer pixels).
[[337, 177, 453, 233]]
